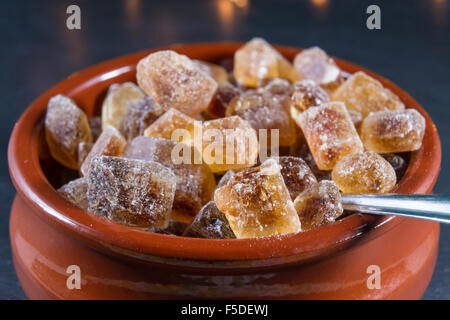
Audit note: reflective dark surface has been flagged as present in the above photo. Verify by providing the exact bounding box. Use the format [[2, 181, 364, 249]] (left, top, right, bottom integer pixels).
[[0, 0, 449, 299]]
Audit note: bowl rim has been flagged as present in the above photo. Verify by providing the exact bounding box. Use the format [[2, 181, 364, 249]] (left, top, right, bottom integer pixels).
[[8, 42, 442, 262]]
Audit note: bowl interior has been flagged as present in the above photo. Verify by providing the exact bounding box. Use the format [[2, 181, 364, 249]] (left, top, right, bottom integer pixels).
[[8, 43, 441, 264]]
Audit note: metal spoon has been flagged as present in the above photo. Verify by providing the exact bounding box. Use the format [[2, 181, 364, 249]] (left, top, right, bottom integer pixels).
[[341, 194, 450, 224]]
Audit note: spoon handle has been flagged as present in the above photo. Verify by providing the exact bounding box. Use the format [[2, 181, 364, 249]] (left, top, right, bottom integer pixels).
[[341, 194, 450, 224]]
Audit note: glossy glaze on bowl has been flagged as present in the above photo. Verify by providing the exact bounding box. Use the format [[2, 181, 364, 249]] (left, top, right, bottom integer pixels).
[[8, 43, 441, 299]]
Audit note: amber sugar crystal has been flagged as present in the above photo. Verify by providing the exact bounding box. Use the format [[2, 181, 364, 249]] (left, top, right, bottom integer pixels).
[[293, 47, 341, 86], [331, 71, 405, 118], [296, 102, 364, 170], [101, 82, 145, 130], [226, 89, 296, 148], [360, 109, 426, 153], [290, 80, 330, 121], [80, 125, 127, 176], [194, 60, 229, 84], [293, 180, 343, 231], [57, 177, 89, 210], [137, 50, 218, 117], [45, 94, 92, 170], [233, 38, 297, 87], [277, 156, 318, 200], [201, 116, 259, 173], [87, 156, 176, 228], [120, 96, 165, 141], [214, 158, 302, 238], [122, 136, 216, 216], [332, 152, 397, 194], [143, 108, 201, 146], [205, 81, 241, 118]]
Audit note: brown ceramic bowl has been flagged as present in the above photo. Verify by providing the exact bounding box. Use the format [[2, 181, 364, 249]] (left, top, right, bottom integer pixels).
[[8, 43, 441, 299]]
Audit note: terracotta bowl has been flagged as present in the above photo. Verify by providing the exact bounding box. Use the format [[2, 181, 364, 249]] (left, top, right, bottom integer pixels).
[[8, 43, 441, 299]]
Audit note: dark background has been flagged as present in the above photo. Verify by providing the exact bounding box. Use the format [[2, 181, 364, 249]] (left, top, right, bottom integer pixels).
[[0, 0, 449, 299]]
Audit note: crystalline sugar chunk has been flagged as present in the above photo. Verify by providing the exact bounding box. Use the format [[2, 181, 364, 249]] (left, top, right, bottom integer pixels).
[[233, 38, 297, 87], [331, 71, 405, 118], [277, 156, 317, 200], [45, 94, 92, 169], [122, 136, 216, 217], [57, 177, 89, 210], [296, 102, 364, 170], [120, 96, 164, 141], [182, 201, 236, 239], [214, 158, 302, 238], [137, 50, 218, 117], [201, 116, 259, 173], [290, 80, 330, 120], [205, 81, 241, 118], [80, 125, 127, 176], [331, 152, 397, 194], [226, 90, 296, 147], [143, 108, 200, 146], [360, 109, 426, 153], [293, 180, 343, 231], [101, 82, 145, 130], [293, 47, 341, 86], [87, 156, 176, 228]]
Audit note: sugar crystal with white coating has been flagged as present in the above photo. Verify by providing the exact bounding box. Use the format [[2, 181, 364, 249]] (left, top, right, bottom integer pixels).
[[332, 152, 396, 194], [297, 102, 364, 170], [45, 94, 92, 169], [137, 50, 218, 117], [122, 136, 216, 216], [87, 156, 176, 228], [293, 47, 341, 86], [360, 109, 426, 153]]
